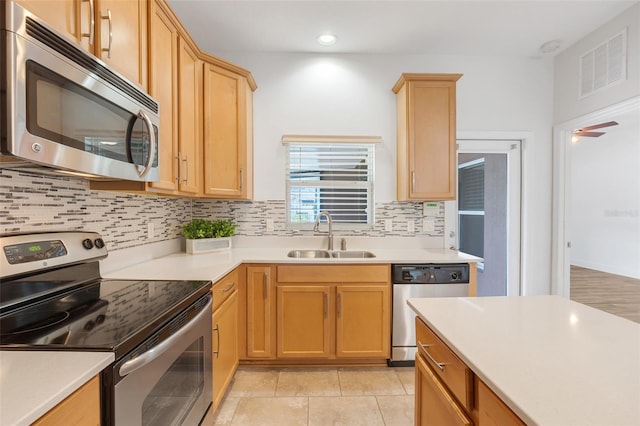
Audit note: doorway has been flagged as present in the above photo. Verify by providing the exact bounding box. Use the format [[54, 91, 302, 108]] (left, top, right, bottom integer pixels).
[[445, 139, 522, 296]]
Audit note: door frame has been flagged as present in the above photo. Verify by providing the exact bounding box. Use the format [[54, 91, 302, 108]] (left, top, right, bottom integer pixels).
[[446, 132, 524, 296], [551, 96, 640, 297]]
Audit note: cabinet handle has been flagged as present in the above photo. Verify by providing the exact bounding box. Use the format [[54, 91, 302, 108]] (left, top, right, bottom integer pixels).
[[101, 9, 112, 58], [182, 156, 189, 183], [323, 293, 328, 317], [337, 293, 341, 316], [263, 272, 268, 298], [81, 0, 95, 44], [239, 169, 244, 192], [222, 283, 235, 292], [411, 171, 416, 191], [213, 324, 220, 358], [418, 340, 445, 371]]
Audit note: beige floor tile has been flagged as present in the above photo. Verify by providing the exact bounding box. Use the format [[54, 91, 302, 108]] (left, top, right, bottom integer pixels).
[[202, 397, 239, 425], [376, 395, 414, 426], [231, 397, 308, 425], [276, 368, 341, 396], [338, 367, 406, 396], [308, 396, 384, 426], [227, 368, 280, 397], [393, 367, 415, 395]]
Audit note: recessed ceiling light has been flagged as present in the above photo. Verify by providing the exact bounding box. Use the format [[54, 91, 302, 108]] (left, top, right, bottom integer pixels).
[[317, 34, 337, 46], [539, 39, 562, 55]]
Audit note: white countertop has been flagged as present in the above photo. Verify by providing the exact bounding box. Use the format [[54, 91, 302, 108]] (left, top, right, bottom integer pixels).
[[103, 247, 480, 282], [0, 351, 114, 426], [408, 295, 640, 426]]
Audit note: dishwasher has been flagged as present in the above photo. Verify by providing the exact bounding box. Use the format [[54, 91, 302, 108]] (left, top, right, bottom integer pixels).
[[389, 263, 470, 366]]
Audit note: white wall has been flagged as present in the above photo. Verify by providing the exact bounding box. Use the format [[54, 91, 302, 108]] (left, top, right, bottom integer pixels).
[[554, 3, 640, 123], [570, 115, 640, 278], [220, 52, 554, 295]]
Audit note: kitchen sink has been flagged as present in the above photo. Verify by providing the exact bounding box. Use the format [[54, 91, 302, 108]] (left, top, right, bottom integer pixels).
[[330, 250, 376, 258], [287, 250, 331, 258], [286, 250, 376, 258]]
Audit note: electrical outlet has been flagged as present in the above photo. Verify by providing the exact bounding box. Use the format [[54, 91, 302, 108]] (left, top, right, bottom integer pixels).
[[385, 219, 393, 232], [266, 218, 274, 232], [423, 219, 435, 233], [147, 222, 155, 239]]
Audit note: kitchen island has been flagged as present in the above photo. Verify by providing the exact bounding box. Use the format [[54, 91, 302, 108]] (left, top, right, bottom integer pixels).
[[408, 295, 640, 425]]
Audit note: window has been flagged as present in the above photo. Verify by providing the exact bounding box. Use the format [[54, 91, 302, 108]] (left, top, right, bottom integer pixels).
[[283, 135, 378, 228], [458, 158, 484, 259]]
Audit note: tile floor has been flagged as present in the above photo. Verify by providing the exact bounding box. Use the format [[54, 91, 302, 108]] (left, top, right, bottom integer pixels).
[[202, 366, 415, 425]]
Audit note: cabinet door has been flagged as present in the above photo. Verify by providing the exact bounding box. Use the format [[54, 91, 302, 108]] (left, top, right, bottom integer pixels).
[[335, 285, 390, 358], [177, 36, 201, 194], [15, 0, 81, 44], [415, 354, 472, 426], [276, 285, 332, 358], [477, 378, 525, 426], [246, 266, 276, 358], [96, 0, 147, 89], [212, 289, 238, 411], [148, 0, 178, 192], [203, 64, 248, 198], [33, 375, 100, 426]]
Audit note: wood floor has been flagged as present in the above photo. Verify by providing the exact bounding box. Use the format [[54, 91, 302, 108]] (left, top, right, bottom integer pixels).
[[570, 265, 640, 324]]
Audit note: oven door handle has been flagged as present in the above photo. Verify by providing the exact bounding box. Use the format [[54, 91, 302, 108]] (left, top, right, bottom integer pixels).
[[119, 296, 212, 377]]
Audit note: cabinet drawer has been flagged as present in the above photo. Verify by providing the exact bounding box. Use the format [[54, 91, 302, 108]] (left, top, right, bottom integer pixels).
[[476, 377, 525, 426], [416, 317, 473, 411], [212, 268, 239, 311], [277, 265, 389, 283]]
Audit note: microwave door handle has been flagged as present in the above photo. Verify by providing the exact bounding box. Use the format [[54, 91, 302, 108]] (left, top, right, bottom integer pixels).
[[119, 297, 211, 377], [136, 110, 156, 178]]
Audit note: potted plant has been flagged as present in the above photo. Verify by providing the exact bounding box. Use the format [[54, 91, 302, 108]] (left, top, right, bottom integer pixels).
[[181, 218, 237, 254]]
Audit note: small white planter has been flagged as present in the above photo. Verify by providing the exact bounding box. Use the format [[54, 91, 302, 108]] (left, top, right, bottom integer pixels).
[[185, 237, 233, 254]]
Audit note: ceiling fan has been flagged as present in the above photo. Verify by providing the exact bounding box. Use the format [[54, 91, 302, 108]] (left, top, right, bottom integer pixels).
[[572, 121, 619, 138]]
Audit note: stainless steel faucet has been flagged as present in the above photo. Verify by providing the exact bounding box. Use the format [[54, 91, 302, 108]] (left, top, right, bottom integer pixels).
[[313, 211, 334, 250]]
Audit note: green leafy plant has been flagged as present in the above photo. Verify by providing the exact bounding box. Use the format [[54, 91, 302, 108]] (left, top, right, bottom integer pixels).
[[181, 219, 237, 239]]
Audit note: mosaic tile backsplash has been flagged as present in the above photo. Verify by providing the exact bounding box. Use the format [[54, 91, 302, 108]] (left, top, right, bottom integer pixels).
[[1, 169, 444, 251]]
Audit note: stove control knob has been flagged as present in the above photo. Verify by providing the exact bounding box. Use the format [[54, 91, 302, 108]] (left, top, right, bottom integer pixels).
[[84, 320, 95, 331], [450, 272, 461, 281], [94, 238, 105, 249], [82, 238, 94, 250]]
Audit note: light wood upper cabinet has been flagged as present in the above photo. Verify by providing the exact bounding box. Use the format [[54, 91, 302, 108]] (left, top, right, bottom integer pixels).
[[245, 266, 276, 359], [148, 0, 179, 192], [33, 375, 100, 426], [177, 36, 201, 195], [94, 0, 148, 89], [393, 73, 462, 201], [16, 0, 147, 90], [202, 63, 254, 199]]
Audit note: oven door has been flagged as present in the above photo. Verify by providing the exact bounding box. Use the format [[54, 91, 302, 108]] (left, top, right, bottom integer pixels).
[[111, 294, 212, 426]]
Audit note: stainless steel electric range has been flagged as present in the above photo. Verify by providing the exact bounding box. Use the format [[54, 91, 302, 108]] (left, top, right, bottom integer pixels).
[[0, 231, 213, 425]]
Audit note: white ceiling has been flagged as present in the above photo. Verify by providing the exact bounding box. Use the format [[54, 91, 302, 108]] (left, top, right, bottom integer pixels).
[[167, 0, 637, 57]]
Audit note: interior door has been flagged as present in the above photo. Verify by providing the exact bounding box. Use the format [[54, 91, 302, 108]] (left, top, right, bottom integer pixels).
[[445, 140, 521, 296]]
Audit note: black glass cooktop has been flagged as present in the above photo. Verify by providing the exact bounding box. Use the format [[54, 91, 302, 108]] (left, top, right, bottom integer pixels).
[[0, 262, 211, 358]]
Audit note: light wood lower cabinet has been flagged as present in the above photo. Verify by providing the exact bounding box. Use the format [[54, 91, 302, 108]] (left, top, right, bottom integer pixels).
[[245, 265, 276, 359], [415, 317, 525, 425], [33, 375, 100, 426], [275, 264, 390, 361], [212, 288, 238, 410]]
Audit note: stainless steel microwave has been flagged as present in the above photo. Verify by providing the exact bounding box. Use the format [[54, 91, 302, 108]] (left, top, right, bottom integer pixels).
[[0, 1, 160, 181]]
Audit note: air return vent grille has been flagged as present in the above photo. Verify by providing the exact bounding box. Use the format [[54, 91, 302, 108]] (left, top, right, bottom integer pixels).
[[579, 29, 627, 98], [25, 17, 158, 113]]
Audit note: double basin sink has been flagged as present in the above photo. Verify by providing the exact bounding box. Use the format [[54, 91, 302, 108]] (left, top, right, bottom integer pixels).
[[287, 249, 376, 259]]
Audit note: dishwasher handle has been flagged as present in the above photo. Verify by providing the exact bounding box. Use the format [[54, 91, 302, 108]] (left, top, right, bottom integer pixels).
[[119, 295, 212, 377]]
